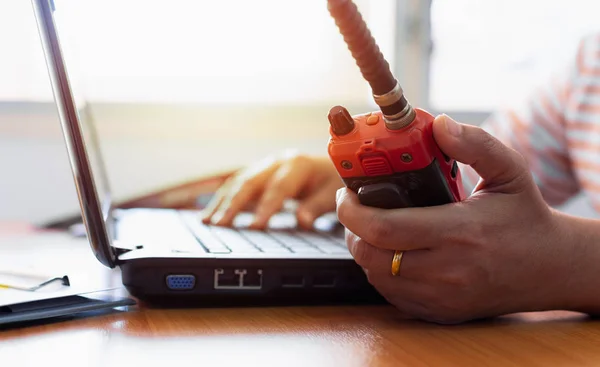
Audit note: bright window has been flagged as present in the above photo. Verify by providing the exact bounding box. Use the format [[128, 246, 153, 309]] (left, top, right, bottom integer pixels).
[[430, 0, 600, 111], [3, 0, 396, 106]]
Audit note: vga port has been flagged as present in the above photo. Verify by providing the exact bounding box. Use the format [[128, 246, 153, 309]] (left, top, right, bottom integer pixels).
[[166, 274, 196, 290]]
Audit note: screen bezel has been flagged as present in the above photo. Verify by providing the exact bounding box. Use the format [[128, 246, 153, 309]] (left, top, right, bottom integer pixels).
[[31, 0, 118, 268]]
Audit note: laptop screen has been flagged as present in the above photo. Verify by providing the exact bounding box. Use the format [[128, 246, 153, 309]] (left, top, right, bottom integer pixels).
[[31, 0, 118, 267], [79, 104, 115, 231]]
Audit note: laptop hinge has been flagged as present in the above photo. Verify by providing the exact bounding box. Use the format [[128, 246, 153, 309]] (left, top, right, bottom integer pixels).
[[110, 240, 143, 257]]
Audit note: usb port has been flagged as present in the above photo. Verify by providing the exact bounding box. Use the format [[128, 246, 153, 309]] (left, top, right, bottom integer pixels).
[[312, 274, 336, 288], [281, 275, 305, 288]]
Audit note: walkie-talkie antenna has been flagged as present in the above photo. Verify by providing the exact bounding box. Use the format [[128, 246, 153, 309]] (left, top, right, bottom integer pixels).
[[327, 0, 415, 129]]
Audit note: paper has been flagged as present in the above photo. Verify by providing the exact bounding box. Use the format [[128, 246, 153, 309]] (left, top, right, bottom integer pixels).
[[0, 280, 120, 307], [0, 231, 123, 307], [0, 261, 121, 306]]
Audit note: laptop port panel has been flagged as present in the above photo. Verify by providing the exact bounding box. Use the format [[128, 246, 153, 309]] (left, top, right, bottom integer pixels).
[[120, 259, 386, 305]]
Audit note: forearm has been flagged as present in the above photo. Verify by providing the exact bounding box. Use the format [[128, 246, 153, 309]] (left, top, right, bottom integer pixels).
[[553, 210, 600, 314]]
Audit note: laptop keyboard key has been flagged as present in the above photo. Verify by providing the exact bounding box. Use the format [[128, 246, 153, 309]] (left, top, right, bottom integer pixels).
[[230, 247, 261, 253], [210, 226, 260, 252], [298, 232, 348, 254], [239, 230, 292, 253], [178, 210, 348, 256], [180, 212, 230, 253], [299, 232, 337, 246], [323, 233, 347, 247], [290, 246, 322, 253], [268, 231, 306, 247], [317, 244, 349, 255], [267, 231, 322, 253]]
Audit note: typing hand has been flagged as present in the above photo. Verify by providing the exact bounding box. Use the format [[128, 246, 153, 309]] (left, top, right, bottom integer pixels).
[[336, 114, 572, 324], [201, 150, 343, 230]]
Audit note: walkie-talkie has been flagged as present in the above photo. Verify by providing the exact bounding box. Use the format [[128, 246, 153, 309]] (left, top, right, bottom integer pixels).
[[326, 0, 465, 209]]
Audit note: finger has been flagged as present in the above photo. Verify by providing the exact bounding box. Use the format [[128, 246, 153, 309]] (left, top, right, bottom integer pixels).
[[374, 285, 434, 322], [250, 157, 313, 229], [211, 179, 263, 226], [361, 268, 433, 318], [336, 188, 461, 250], [345, 231, 428, 281], [200, 183, 231, 223], [208, 156, 285, 226], [296, 182, 338, 229], [366, 278, 426, 313], [432, 114, 532, 191]]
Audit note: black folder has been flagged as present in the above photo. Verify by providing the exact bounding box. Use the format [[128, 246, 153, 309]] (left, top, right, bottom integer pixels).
[[0, 290, 136, 327]]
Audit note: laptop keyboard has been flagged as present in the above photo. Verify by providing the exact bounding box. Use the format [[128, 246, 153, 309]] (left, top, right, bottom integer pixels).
[[180, 211, 348, 255]]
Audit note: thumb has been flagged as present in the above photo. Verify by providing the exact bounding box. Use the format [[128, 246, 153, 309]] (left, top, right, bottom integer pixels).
[[432, 114, 531, 190]]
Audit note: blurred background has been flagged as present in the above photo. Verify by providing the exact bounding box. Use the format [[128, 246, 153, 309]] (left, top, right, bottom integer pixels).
[[1, 0, 600, 224]]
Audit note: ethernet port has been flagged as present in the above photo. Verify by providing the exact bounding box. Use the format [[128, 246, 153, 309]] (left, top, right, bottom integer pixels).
[[214, 269, 240, 288], [243, 269, 263, 288]]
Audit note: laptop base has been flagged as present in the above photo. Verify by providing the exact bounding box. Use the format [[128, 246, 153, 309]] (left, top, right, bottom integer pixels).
[[120, 256, 386, 306], [111, 208, 384, 306]]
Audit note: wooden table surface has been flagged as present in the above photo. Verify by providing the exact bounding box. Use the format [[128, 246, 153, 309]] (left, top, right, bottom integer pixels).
[[2, 224, 600, 366]]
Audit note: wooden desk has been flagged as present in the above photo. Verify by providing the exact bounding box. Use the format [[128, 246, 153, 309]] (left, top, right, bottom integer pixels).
[[2, 225, 600, 366]]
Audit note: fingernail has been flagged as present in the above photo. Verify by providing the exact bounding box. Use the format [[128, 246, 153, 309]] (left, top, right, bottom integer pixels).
[[249, 219, 265, 230], [211, 210, 225, 225], [250, 214, 266, 229], [443, 114, 462, 137], [297, 209, 314, 227]]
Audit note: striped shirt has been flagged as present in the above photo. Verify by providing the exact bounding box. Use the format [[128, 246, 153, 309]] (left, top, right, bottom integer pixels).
[[460, 34, 600, 211]]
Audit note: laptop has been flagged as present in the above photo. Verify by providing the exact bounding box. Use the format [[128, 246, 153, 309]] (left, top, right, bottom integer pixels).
[[30, 0, 384, 306]]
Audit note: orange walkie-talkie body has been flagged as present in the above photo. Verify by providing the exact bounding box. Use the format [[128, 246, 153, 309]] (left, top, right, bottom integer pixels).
[[327, 0, 465, 209], [328, 108, 465, 209]]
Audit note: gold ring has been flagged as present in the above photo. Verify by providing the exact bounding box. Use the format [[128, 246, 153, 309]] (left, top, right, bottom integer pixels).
[[391, 250, 403, 276]]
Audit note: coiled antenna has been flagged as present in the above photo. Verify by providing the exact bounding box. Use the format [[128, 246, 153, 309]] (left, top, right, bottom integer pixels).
[[327, 0, 415, 129]]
